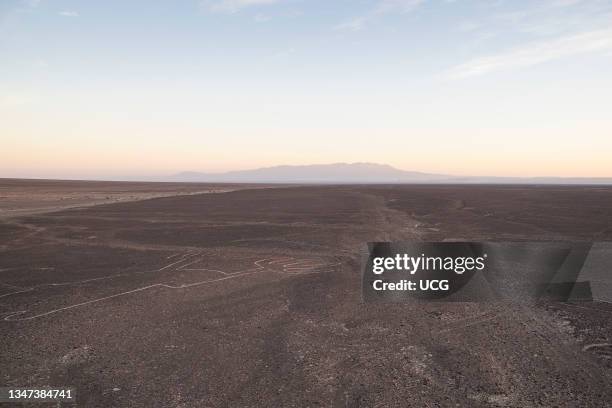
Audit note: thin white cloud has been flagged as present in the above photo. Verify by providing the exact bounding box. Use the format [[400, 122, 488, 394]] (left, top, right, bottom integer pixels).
[[21, 0, 41, 8], [447, 28, 612, 79], [457, 21, 481, 33], [547, 0, 584, 7], [334, 16, 368, 32], [58, 10, 79, 17], [14, 0, 40, 12], [254, 13, 271, 23], [375, 0, 425, 14], [201, 0, 281, 14], [472, 0, 612, 38], [335, 0, 426, 32]]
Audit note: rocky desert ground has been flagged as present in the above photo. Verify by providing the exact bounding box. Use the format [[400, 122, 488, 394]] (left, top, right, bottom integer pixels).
[[1, 180, 611, 407]]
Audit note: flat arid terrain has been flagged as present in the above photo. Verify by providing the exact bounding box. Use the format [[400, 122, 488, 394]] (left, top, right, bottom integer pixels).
[[0, 179, 258, 219], [1, 180, 612, 407]]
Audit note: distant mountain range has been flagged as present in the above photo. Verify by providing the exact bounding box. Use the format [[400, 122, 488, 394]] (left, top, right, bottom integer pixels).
[[169, 163, 612, 185]]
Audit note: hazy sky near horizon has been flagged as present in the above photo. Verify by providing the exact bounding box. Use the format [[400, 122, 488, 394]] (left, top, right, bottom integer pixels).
[[1, 0, 612, 179]]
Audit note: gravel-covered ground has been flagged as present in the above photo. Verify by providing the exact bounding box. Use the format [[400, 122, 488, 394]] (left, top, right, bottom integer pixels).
[[1, 182, 611, 407]]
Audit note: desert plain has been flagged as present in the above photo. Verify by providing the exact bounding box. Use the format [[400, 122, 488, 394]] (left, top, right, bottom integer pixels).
[[1, 179, 612, 407]]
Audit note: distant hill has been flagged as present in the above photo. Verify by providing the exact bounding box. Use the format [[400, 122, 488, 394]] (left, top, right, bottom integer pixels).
[[170, 163, 612, 184], [170, 163, 449, 183]]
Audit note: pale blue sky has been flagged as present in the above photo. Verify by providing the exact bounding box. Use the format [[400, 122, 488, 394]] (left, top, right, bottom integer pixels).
[[1, 0, 612, 179]]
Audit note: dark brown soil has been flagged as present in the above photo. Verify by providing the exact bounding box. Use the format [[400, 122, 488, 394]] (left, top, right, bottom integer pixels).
[[1, 182, 612, 407]]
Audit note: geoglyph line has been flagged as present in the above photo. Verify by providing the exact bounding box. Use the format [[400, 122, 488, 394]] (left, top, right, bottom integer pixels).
[[2, 253, 340, 321], [0, 250, 203, 300]]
